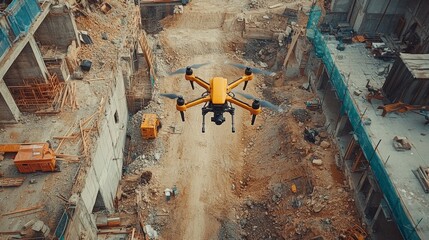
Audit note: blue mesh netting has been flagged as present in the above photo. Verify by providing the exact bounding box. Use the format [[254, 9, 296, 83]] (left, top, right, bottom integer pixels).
[[5, 0, 41, 40], [307, 5, 420, 240]]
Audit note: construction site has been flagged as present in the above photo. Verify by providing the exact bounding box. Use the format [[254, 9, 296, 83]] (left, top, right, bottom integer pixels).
[[0, 0, 428, 239]]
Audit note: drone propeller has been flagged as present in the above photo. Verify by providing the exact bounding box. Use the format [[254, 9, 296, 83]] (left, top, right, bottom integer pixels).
[[235, 92, 283, 112], [226, 62, 276, 77], [160, 93, 182, 99], [169, 62, 211, 75]]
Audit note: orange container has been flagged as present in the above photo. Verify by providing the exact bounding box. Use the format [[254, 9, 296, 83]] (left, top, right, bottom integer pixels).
[[13, 143, 56, 173]]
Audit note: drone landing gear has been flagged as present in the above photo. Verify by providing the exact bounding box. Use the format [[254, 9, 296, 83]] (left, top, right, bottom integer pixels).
[[201, 105, 236, 133]]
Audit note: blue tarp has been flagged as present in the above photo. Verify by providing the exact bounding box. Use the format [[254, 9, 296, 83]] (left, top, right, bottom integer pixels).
[[5, 0, 41, 40], [54, 210, 69, 240], [307, 5, 420, 240], [0, 28, 11, 58]]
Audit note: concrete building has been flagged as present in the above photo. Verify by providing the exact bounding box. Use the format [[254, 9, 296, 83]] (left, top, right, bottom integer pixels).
[[306, 5, 429, 240], [325, 0, 429, 53], [0, 0, 140, 238]]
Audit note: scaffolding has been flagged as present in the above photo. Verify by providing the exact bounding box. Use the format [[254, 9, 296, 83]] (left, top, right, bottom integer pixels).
[[307, 5, 420, 240]]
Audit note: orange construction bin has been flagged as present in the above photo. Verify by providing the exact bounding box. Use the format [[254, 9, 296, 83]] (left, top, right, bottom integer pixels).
[[13, 143, 56, 173]]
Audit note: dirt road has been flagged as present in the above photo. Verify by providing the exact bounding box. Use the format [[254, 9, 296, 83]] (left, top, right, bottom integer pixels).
[[150, 1, 251, 239], [126, 0, 361, 239]]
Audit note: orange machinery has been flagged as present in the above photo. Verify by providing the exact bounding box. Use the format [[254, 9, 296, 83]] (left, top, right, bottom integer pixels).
[[140, 113, 161, 139], [0, 143, 57, 173]]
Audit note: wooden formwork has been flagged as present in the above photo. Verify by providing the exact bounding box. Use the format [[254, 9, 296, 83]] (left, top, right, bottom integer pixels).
[[8, 74, 63, 112]]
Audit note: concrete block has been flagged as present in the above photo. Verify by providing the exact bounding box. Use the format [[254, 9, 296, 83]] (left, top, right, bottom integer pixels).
[[32, 220, 44, 231]]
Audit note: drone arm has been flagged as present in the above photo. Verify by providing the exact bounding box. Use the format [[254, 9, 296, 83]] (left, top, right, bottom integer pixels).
[[227, 96, 261, 115], [227, 75, 253, 91], [185, 75, 210, 91], [176, 95, 211, 112]]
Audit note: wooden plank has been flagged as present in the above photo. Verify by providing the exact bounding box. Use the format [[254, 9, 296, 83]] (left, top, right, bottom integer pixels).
[[282, 28, 302, 69], [0, 177, 26, 187], [2, 204, 43, 216], [8, 208, 44, 219]]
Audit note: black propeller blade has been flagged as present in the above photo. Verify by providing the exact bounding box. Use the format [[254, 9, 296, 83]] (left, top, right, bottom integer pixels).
[[226, 62, 276, 77], [169, 62, 211, 75], [235, 92, 283, 112], [160, 93, 182, 99]]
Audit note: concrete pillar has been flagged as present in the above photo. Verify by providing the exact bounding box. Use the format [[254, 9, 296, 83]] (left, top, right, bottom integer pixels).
[[28, 35, 49, 82], [357, 170, 368, 192], [0, 79, 20, 123], [335, 115, 349, 137], [369, 202, 383, 232]]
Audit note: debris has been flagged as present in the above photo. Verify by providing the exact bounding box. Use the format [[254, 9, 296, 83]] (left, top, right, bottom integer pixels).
[[100, 2, 112, 14], [0, 177, 26, 187], [29, 179, 37, 184], [392, 136, 411, 151], [269, 3, 283, 9], [305, 98, 321, 111], [143, 225, 158, 239], [301, 82, 310, 91], [172, 185, 179, 197], [78, 30, 93, 44], [304, 127, 318, 143], [362, 117, 372, 125], [291, 183, 297, 193], [312, 203, 324, 213], [320, 141, 330, 148], [101, 32, 108, 40], [80, 60, 92, 71], [292, 198, 302, 208], [292, 109, 311, 122], [140, 171, 152, 185], [312, 159, 323, 166], [164, 188, 172, 201], [174, 5, 184, 14], [412, 166, 429, 193], [353, 90, 362, 96], [31, 220, 44, 231]]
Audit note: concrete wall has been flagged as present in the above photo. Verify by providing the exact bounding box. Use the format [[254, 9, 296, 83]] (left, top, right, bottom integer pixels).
[[63, 195, 98, 240], [3, 41, 47, 85], [331, 0, 354, 12], [350, 0, 407, 34], [401, 0, 429, 53], [80, 68, 128, 213], [35, 4, 79, 49]]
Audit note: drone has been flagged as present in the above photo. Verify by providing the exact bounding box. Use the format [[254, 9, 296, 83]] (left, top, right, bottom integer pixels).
[[161, 63, 281, 133]]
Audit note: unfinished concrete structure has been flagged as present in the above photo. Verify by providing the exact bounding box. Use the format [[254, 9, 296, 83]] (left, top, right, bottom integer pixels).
[[326, 0, 429, 53], [0, 0, 140, 238], [306, 4, 429, 240]]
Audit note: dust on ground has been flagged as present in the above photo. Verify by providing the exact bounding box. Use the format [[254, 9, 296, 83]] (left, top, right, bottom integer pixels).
[[119, 0, 360, 239]]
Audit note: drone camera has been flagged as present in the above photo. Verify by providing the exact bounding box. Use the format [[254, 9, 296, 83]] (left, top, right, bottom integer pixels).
[[211, 112, 225, 125]]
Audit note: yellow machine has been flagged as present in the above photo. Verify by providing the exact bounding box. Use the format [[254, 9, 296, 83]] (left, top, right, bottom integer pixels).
[[140, 113, 161, 139], [0, 143, 57, 173], [161, 63, 281, 132]]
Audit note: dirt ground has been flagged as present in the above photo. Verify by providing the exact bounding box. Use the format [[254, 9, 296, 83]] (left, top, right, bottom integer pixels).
[[119, 0, 361, 239]]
